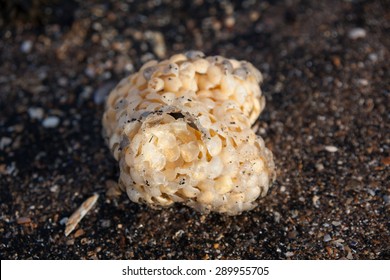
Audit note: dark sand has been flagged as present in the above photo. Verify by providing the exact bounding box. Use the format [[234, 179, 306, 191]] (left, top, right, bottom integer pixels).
[[0, 0, 389, 259]]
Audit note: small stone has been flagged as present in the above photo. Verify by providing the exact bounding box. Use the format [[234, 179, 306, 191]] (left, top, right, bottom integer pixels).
[[224, 16, 235, 28], [325, 145, 338, 153], [366, 188, 375, 196], [285, 251, 294, 257], [21, 40, 33, 53], [80, 238, 89, 245], [58, 77, 68, 87], [42, 116, 60, 128], [383, 195, 390, 205], [145, 31, 166, 59], [101, 219, 111, 228], [85, 65, 96, 78], [332, 221, 341, 226], [249, 11, 260, 22], [0, 164, 6, 175], [331, 56, 341, 67], [368, 53, 378, 62], [381, 157, 390, 165], [105, 180, 121, 198], [347, 251, 353, 260], [348, 28, 367, 40], [94, 82, 116, 105], [332, 239, 345, 248], [312, 195, 320, 208], [80, 86, 93, 100], [28, 107, 44, 120], [287, 230, 298, 239], [0, 137, 12, 150], [74, 229, 85, 238], [174, 229, 185, 239], [50, 185, 60, 193], [315, 163, 324, 171], [66, 239, 75, 246], [323, 234, 332, 242], [5, 162, 16, 175], [59, 217, 68, 225], [356, 79, 369, 86], [17, 217, 31, 224], [125, 63, 134, 72], [349, 240, 358, 247], [273, 211, 281, 223]]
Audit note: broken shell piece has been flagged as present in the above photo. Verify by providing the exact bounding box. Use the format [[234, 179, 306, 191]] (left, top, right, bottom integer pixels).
[[65, 193, 99, 236], [102, 52, 275, 215]]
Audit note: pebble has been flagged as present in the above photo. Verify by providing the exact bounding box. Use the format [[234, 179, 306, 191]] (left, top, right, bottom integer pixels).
[[66, 239, 75, 246], [74, 229, 85, 238], [347, 251, 353, 260], [383, 195, 390, 205], [356, 78, 369, 86], [174, 230, 185, 239], [59, 217, 69, 225], [368, 53, 378, 62], [366, 188, 375, 196], [28, 107, 44, 120], [285, 251, 294, 257], [312, 195, 320, 208], [325, 145, 338, 153], [381, 157, 390, 165], [349, 240, 358, 247], [79, 86, 93, 101], [21, 40, 33, 53], [94, 82, 116, 105], [287, 230, 298, 239], [145, 31, 166, 58], [323, 234, 332, 242], [0, 164, 6, 175], [348, 28, 367, 40], [6, 162, 16, 175], [42, 116, 60, 128], [101, 219, 111, 228], [50, 185, 60, 193], [85, 65, 96, 78], [224, 16, 235, 28], [273, 211, 281, 223], [17, 217, 31, 224], [0, 137, 12, 150], [58, 77, 68, 87], [315, 163, 324, 171]]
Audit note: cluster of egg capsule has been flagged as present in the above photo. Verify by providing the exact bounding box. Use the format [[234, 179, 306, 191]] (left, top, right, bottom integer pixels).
[[103, 51, 275, 215]]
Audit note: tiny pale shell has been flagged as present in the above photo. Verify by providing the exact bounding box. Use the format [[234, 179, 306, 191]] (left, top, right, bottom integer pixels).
[[65, 193, 99, 236]]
